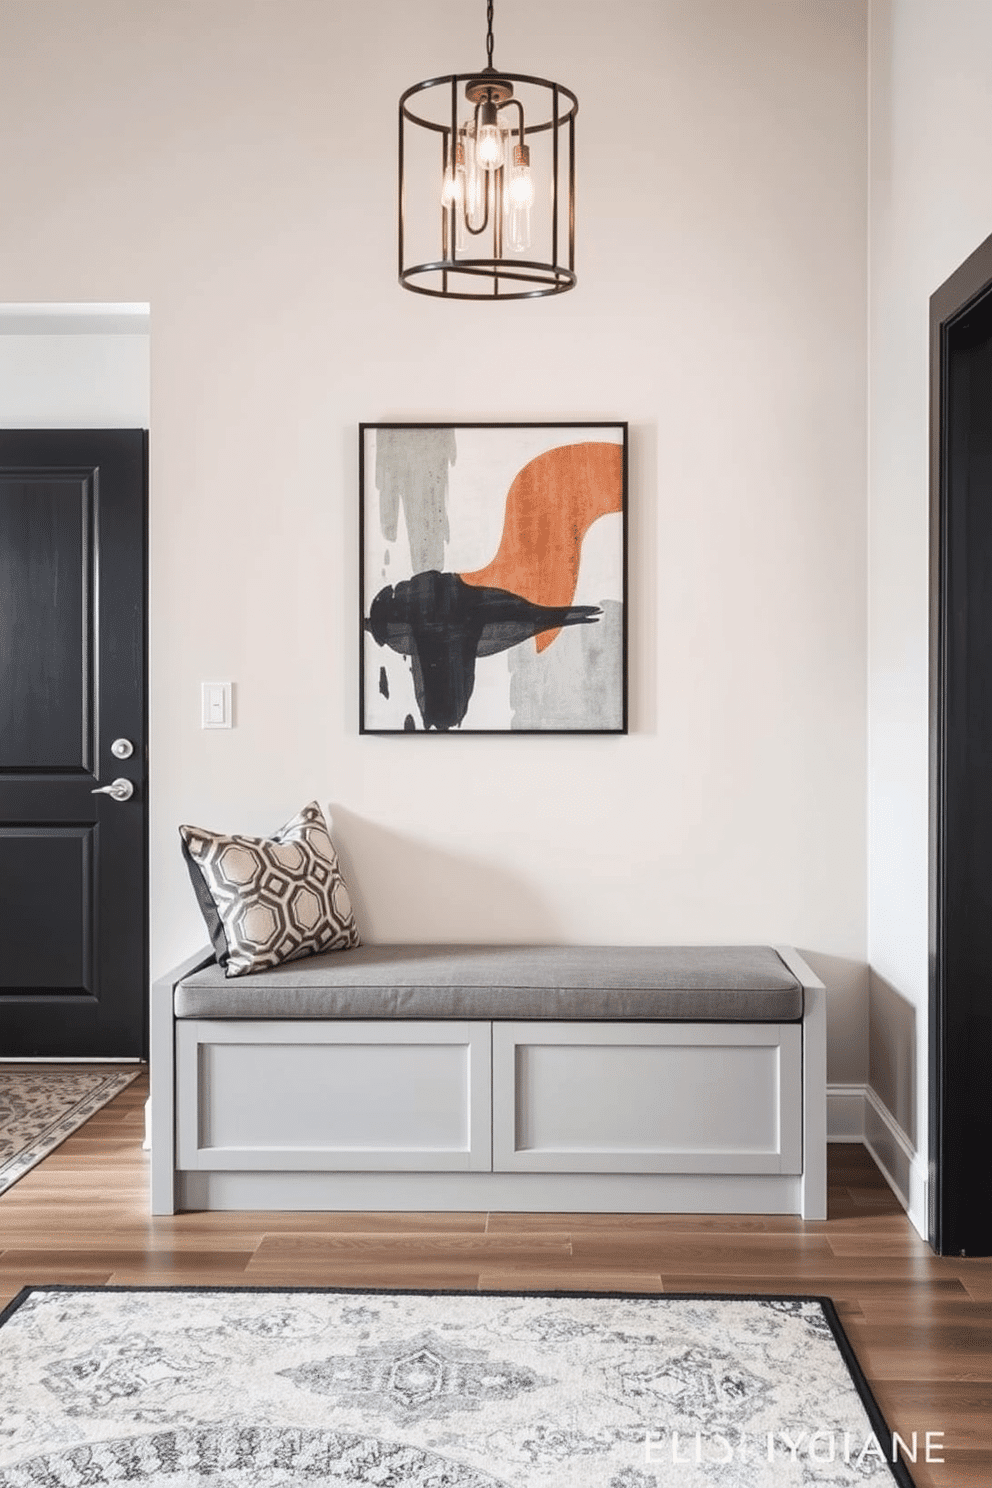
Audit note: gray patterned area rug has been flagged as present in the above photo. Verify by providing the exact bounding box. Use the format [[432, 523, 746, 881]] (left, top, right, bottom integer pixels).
[[0, 1067, 140, 1196], [0, 1287, 916, 1487]]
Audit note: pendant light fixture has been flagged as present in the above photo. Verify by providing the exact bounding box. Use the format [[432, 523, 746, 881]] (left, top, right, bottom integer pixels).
[[398, 0, 577, 300]]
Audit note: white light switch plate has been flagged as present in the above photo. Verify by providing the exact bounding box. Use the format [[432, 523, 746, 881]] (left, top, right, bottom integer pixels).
[[201, 681, 232, 728]]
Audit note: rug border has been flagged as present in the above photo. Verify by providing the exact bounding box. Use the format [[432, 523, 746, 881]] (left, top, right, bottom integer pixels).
[[0, 1067, 141, 1195], [0, 1282, 918, 1486]]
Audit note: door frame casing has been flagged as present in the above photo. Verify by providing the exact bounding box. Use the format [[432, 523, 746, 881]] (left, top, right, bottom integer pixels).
[[929, 232, 992, 1256]]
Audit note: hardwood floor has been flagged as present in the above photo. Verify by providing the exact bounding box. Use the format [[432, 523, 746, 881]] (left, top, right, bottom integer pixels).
[[0, 1072, 989, 1487]]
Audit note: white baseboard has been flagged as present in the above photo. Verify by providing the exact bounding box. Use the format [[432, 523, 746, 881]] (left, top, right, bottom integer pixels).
[[826, 1083, 927, 1239], [825, 1083, 867, 1141]]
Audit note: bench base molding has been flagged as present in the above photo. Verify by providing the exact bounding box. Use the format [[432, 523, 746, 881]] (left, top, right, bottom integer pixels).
[[176, 1168, 811, 1215]]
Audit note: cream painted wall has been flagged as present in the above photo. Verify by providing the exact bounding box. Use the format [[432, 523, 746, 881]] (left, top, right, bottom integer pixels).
[[868, 0, 992, 1230], [0, 1, 868, 1081]]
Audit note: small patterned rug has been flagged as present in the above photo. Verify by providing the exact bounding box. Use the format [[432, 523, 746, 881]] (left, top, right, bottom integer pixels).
[[0, 1066, 140, 1197], [0, 1287, 917, 1487]]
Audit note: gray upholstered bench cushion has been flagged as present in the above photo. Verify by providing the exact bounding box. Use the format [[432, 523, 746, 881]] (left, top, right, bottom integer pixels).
[[172, 944, 803, 1022]]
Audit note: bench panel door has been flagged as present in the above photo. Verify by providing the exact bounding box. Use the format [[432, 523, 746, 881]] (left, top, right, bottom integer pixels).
[[492, 1022, 802, 1174], [177, 1020, 492, 1172]]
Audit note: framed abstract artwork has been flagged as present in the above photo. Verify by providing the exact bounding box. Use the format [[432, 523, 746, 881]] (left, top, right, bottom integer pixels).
[[360, 422, 627, 734]]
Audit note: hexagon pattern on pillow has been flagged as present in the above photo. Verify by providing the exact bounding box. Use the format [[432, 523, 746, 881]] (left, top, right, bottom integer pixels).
[[179, 801, 360, 977]]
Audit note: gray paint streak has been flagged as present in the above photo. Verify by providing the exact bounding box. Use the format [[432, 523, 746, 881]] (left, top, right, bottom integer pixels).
[[508, 601, 623, 730], [375, 428, 456, 573]]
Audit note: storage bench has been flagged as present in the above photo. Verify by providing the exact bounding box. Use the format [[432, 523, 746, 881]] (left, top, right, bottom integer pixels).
[[149, 944, 826, 1218]]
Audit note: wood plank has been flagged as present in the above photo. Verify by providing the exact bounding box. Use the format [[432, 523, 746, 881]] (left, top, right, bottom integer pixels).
[[248, 1232, 573, 1267], [825, 1233, 936, 1257], [629, 1274, 972, 1303], [872, 1380, 992, 1444], [103, 1269, 261, 1288], [477, 1268, 664, 1292], [957, 1269, 992, 1302], [0, 1231, 259, 1253], [246, 1262, 488, 1288], [0, 1248, 255, 1274], [849, 1344, 992, 1382], [485, 1211, 811, 1234], [855, 1296, 992, 1328]]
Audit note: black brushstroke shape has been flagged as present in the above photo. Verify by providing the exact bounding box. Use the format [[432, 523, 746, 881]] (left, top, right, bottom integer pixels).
[[367, 570, 601, 731], [378, 666, 389, 699]]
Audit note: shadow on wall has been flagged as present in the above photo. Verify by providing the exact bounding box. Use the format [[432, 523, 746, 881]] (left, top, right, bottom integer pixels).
[[328, 806, 564, 945], [792, 950, 870, 1089], [868, 969, 917, 1145]]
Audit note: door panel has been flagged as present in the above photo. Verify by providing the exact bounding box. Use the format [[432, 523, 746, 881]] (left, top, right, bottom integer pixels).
[[0, 826, 95, 990], [0, 474, 92, 770], [0, 430, 147, 1057]]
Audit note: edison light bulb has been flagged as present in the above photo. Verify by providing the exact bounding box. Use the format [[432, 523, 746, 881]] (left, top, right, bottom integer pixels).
[[441, 141, 466, 208], [440, 139, 468, 249], [464, 129, 482, 218], [475, 98, 505, 171], [508, 144, 534, 208], [476, 125, 504, 170], [507, 143, 534, 252]]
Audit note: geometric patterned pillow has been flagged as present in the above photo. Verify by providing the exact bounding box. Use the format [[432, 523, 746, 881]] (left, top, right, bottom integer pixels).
[[178, 800, 361, 978]]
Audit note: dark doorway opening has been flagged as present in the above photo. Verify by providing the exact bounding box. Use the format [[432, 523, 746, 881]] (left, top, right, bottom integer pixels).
[[929, 234, 992, 1256]]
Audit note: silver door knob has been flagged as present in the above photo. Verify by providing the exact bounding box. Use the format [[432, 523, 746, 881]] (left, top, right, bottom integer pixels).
[[111, 738, 134, 759], [91, 777, 134, 802]]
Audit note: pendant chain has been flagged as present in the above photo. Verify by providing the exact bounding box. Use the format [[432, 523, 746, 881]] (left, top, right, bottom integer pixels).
[[486, 0, 495, 69]]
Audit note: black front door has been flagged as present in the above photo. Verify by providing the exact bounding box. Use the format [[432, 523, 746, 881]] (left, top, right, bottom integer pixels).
[[0, 430, 147, 1058]]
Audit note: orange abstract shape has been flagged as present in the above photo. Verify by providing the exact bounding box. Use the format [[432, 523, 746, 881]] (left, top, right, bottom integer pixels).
[[460, 441, 623, 652]]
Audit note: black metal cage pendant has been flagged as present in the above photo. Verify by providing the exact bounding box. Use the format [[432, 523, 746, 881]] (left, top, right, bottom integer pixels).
[[398, 2, 577, 301]]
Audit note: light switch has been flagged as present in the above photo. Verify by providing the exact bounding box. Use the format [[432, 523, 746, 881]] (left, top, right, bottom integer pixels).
[[201, 681, 232, 729]]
